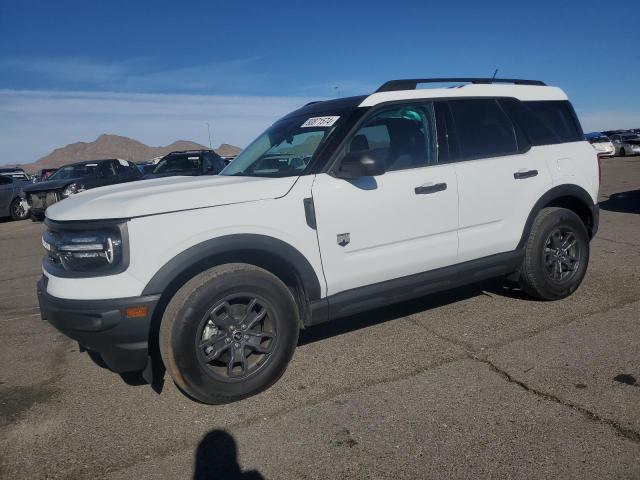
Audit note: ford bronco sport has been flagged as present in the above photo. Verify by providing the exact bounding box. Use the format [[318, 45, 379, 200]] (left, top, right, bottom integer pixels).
[[38, 78, 599, 403]]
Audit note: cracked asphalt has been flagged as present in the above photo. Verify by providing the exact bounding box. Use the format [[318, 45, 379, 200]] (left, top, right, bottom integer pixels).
[[1, 156, 639, 479]]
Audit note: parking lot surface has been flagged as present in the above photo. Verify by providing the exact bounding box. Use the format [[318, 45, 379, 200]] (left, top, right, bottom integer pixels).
[[1, 156, 639, 479]]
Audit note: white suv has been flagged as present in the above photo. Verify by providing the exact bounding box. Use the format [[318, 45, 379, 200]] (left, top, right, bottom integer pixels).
[[38, 78, 600, 403]]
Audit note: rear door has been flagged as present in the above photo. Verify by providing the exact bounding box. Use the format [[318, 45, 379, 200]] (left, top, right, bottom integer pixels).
[[312, 101, 459, 296], [446, 98, 552, 262]]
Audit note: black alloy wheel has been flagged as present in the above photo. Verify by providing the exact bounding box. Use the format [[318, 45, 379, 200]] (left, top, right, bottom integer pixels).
[[196, 295, 277, 381], [542, 227, 581, 284]]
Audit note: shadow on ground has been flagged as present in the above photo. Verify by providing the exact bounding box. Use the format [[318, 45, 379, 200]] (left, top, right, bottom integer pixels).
[[299, 278, 524, 346], [193, 430, 265, 480], [599, 189, 640, 214]]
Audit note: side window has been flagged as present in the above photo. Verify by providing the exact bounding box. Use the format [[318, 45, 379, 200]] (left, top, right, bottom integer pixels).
[[203, 152, 225, 173], [346, 103, 437, 172], [434, 102, 459, 163], [448, 99, 519, 160], [501, 99, 583, 145], [114, 159, 132, 175], [0, 176, 12, 185], [98, 161, 118, 179]]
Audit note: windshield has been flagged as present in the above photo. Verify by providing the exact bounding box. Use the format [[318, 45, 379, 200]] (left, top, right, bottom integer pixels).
[[221, 114, 342, 177], [152, 154, 201, 175], [48, 163, 98, 180]]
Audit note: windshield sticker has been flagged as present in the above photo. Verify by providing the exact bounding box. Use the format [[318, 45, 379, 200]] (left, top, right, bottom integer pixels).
[[301, 116, 340, 128], [117, 159, 129, 166]]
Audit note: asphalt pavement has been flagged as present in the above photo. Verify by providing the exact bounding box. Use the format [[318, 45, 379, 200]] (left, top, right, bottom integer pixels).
[[1, 156, 639, 479]]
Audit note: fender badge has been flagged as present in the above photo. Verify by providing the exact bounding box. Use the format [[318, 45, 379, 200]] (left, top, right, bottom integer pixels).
[[337, 233, 350, 247]]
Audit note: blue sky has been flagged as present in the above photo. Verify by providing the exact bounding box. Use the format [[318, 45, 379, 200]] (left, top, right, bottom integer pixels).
[[1, 0, 638, 164]]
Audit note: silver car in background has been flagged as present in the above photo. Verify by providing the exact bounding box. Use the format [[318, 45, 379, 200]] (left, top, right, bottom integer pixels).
[[586, 133, 615, 157], [611, 132, 640, 156]]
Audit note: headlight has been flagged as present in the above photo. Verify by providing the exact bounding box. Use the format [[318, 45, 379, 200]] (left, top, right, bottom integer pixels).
[[42, 221, 128, 275], [62, 182, 85, 198]]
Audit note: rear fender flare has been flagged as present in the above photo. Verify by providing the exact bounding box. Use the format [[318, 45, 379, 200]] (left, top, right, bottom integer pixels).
[[517, 184, 595, 249]]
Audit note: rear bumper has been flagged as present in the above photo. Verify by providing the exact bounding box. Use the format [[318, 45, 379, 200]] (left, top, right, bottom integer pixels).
[[37, 276, 160, 373]]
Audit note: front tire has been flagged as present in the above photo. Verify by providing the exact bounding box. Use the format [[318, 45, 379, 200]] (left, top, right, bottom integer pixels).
[[159, 263, 299, 404], [518, 207, 589, 300]]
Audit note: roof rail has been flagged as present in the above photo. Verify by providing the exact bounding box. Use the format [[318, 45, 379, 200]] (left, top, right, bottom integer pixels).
[[375, 78, 546, 93], [304, 101, 323, 106]]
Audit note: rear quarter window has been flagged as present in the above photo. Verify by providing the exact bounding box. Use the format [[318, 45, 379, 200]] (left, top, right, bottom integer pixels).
[[501, 99, 583, 146]]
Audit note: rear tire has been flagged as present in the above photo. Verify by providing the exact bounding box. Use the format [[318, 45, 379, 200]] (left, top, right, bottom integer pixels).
[[9, 198, 28, 221], [159, 263, 299, 404], [518, 207, 589, 300]]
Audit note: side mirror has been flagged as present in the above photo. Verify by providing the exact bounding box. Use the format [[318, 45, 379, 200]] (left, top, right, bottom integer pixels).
[[335, 152, 386, 179]]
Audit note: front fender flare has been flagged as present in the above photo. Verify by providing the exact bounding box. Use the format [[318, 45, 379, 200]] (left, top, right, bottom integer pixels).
[[141, 234, 322, 301]]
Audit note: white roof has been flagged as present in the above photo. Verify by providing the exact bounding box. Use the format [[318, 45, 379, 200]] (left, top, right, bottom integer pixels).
[[359, 83, 567, 107]]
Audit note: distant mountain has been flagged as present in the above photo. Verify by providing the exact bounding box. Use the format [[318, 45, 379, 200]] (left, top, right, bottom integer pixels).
[[22, 134, 241, 171], [215, 143, 243, 158]]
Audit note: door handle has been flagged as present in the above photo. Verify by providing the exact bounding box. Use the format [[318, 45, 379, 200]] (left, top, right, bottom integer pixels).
[[414, 182, 447, 194], [513, 169, 538, 180]]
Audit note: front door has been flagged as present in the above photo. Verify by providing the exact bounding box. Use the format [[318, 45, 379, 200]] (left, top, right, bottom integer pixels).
[[312, 102, 459, 296]]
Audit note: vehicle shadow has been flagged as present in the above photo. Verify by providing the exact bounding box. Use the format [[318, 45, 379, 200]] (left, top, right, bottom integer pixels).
[[599, 189, 640, 215], [299, 278, 526, 346], [193, 430, 265, 480]]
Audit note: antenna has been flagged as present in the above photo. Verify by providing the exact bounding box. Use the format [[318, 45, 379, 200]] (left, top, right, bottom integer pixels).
[[491, 69, 498, 80], [206, 123, 212, 149]]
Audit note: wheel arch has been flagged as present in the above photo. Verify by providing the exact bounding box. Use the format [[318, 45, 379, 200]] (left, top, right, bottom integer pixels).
[[517, 184, 597, 250], [143, 234, 321, 357]]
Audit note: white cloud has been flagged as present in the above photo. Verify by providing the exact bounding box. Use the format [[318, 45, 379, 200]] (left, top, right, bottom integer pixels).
[[0, 89, 318, 164], [0, 56, 271, 93]]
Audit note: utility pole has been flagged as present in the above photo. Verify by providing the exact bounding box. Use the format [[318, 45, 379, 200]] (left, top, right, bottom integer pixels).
[[206, 123, 213, 149]]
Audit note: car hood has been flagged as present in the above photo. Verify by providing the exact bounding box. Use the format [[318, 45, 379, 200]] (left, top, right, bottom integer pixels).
[[23, 178, 82, 193], [46, 175, 298, 221]]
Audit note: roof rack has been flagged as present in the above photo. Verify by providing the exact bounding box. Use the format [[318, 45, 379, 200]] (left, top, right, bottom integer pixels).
[[375, 78, 546, 93]]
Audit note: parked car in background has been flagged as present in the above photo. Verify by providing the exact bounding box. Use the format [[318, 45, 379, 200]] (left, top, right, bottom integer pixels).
[[603, 129, 627, 137], [144, 150, 226, 179], [610, 133, 640, 156], [32, 168, 58, 183], [585, 133, 615, 157], [0, 167, 31, 182], [23, 158, 142, 221], [0, 175, 30, 220]]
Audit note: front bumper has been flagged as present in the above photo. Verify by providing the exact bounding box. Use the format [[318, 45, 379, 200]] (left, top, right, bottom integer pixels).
[[37, 276, 160, 373]]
